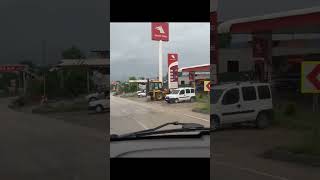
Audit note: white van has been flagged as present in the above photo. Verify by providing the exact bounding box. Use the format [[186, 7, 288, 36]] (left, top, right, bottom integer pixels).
[[165, 87, 196, 103], [211, 82, 273, 129]]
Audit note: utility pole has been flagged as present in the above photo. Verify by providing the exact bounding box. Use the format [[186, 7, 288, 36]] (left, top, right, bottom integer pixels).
[[41, 40, 47, 102], [159, 40, 163, 83], [42, 40, 47, 67]]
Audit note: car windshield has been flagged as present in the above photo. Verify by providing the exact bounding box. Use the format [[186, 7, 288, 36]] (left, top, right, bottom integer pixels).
[[211, 89, 224, 104], [110, 22, 210, 158], [171, 90, 180, 94]]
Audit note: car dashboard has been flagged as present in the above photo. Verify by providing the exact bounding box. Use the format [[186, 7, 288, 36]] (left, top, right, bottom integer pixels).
[[110, 135, 210, 158]]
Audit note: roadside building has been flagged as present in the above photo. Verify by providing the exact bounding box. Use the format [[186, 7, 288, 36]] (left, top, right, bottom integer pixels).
[[52, 50, 109, 93], [178, 64, 210, 92], [217, 6, 320, 86]]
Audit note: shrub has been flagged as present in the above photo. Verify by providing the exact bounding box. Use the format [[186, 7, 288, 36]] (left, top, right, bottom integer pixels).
[[284, 103, 297, 116]]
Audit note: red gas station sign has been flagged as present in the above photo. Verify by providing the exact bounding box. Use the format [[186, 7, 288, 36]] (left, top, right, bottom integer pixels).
[[152, 23, 169, 41], [252, 35, 268, 59], [189, 72, 195, 81], [0, 65, 25, 72], [168, 53, 178, 89]]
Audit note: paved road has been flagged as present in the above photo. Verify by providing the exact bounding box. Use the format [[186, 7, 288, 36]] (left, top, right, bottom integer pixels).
[[211, 128, 320, 180], [110, 95, 209, 135], [0, 98, 108, 180]]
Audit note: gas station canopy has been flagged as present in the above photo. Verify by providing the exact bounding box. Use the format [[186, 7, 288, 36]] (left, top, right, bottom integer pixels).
[[128, 80, 148, 83], [179, 64, 210, 72], [219, 6, 320, 34]]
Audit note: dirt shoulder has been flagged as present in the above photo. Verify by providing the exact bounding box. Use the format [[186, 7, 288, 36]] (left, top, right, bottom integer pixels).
[[212, 127, 320, 180]]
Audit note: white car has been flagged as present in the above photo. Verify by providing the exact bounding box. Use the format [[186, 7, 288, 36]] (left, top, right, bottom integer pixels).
[[86, 92, 105, 102], [165, 87, 196, 103], [210, 82, 274, 130], [137, 90, 147, 98], [88, 97, 109, 113]]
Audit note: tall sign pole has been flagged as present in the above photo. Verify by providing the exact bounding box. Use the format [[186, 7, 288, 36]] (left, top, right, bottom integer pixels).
[[41, 40, 47, 103], [159, 40, 163, 83], [23, 71, 26, 95], [210, 0, 219, 86], [152, 22, 169, 83]]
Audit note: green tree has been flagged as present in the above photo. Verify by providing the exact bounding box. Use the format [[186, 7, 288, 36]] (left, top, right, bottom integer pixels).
[[62, 46, 86, 59], [64, 69, 87, 97], [128, 76, 137, 92]]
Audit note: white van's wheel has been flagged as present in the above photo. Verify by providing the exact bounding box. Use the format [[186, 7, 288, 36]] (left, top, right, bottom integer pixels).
[[95, 105, 103, 113], [174, 98, 179, 103], [190, 97, 195, 103], [256, 113, 270, 129]]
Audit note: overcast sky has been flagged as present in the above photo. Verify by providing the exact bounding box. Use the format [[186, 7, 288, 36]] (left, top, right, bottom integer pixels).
[[1, 0, 320, 67], [110, 23, 210, 81], [218, 0, 320, 21], [0, 0, 108, 65]]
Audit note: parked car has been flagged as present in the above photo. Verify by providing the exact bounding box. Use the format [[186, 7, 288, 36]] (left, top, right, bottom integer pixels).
[[137, 90, 147, 98], [165, 87, 196, 103], [86, 91, 105, 102], [88, 97, 109, 113], [210, 82, 273, 130]]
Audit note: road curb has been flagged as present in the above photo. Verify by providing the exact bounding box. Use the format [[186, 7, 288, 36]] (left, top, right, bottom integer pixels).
[[192, 108, 210, 115], [262, 149, 320, 167]]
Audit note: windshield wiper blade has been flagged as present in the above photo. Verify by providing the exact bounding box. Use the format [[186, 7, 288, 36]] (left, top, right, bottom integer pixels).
[[111, 121, 211, 140]]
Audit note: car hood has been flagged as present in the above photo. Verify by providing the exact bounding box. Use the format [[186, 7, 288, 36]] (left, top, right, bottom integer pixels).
[[110, 135, 210, 158]]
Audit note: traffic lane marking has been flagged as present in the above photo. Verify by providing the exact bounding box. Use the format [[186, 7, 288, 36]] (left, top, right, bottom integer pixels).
[[214, 161, 289, 180], [136, 120, 148, 130], [112, 96, 209, 126], [183, 114, 209, 122]]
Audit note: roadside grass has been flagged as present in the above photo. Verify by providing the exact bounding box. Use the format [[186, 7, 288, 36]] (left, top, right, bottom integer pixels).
[[192, 93, 210, 114], [192, 93, 209, 114], [273, 105, 320, 131], [195, 93, 209, 103], [272, 104, 320, 157], [192, 102, 210, 114]]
